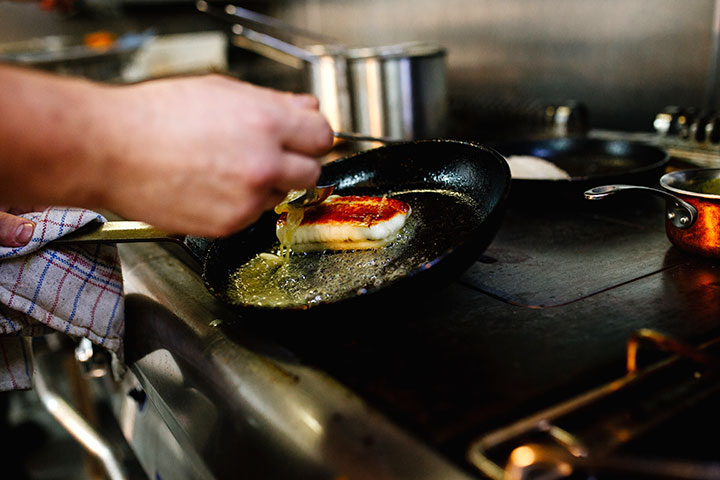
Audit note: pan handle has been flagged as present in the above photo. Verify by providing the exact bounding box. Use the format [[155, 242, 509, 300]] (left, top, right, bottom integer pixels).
[[196, 1, 324, 65], [584, 184, 698, 229], [53, 221, 179, 244]]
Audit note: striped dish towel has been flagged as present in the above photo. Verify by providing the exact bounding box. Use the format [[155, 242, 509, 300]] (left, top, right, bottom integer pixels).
[[0, 207, 124, 391]]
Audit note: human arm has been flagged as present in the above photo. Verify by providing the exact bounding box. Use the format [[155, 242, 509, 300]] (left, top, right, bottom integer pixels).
[[0, 65, 333, 238]]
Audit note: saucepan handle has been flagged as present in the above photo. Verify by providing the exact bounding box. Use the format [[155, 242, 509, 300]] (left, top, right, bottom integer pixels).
[[196, 1, 319, 65], [584, 184, 698, 229]]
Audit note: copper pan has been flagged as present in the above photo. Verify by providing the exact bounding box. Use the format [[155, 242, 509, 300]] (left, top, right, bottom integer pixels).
[[585, 168, 720, 258]]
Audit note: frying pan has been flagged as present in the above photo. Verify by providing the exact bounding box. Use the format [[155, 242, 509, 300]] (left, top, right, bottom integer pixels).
[[489, 137, 670, 203], [585, 168, 720, 259], [62, 140, 510, 315]]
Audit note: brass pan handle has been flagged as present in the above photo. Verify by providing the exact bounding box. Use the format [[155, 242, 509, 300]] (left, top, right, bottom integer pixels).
[[53, 221, 179, 244], [584, 184, 698, 229]]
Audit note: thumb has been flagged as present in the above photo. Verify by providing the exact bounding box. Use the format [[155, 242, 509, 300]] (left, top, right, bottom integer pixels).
[[0, 212, 35, 247]]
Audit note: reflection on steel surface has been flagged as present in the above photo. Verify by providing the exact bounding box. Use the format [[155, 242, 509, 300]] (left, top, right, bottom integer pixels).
[[468, 329, 720, 480], [115, 241, 474, 480], [34, 348, 128, 480]]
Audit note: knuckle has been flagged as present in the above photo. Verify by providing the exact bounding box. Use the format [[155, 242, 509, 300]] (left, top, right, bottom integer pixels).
[[260, 114, 283, 135], [294, 93, 319, 110], [246, 159, 282, 188], [308, 117, 334, 153], [247, 108, 283, 136]]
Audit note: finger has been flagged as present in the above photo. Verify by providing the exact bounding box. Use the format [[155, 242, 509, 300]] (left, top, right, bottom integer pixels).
[[8, 206, 43, 215], [0, 212, 35, 247], [280, 109, 334, 157], [263, 189, 291, 212], [272, 152, 322, 193], [0, 206, 45, 215], [287, 93, 320, 111]]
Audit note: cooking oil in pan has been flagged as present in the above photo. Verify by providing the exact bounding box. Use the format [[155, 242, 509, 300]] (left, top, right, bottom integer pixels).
[[226, 189, 479, 309]]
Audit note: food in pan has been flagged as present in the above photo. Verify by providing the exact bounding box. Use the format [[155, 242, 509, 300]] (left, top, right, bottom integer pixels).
[[227, 191, 421, 308], [226, 186, 483, 308], [506, 155, 571, 180], [276, 195, 411, 252]]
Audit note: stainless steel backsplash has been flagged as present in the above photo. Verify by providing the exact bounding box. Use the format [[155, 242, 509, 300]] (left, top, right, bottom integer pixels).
[[1, 0, 716, 131], [272, 0, 716, 131]]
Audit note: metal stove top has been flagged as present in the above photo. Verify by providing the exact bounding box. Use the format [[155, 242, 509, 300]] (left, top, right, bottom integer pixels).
[[106, 129, 720, 480]]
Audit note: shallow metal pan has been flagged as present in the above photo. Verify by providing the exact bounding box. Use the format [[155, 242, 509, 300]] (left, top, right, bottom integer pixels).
[[489, 137, 670, 204], [202, 140, 510, 315]]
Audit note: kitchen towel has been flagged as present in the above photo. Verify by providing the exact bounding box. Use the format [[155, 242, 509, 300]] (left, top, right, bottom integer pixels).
[[0, 207, 124, 391]]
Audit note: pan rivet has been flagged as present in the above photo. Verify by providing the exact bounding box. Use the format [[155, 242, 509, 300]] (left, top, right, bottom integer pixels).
[[667, 212, 676, 220], [680, 216, 690, 225]]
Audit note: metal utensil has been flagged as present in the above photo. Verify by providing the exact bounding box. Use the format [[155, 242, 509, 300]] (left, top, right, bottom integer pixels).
[[51, 186, 335, 246], [334, 131, 404, 144], [53, 221, 176, 244], [584, 184, 698, 229], [286, 184, 336, 208]]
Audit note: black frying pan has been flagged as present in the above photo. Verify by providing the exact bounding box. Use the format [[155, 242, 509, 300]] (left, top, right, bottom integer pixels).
[[201, 140, 510, 315], [489, 137, 670, 203], [56, 140, 510, 317]]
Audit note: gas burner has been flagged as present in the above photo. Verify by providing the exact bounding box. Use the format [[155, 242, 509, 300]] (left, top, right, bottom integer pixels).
[[467, 329, 720, 480]]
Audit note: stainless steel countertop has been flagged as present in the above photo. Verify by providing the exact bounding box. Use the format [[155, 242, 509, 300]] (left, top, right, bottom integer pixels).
[[115, 241, 473, 480]]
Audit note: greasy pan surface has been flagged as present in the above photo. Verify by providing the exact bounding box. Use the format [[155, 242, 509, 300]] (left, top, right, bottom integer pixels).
[[491, 137, 669, 203], [202, 140, 510, 314]]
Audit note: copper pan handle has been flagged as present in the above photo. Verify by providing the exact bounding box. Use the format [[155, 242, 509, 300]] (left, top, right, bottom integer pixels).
[[584, 184, 698, 229]]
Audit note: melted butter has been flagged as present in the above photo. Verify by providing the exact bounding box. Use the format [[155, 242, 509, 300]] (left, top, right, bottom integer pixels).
[[274, 189, 308, 258], [226, 189, 480, 309], [227, 220, 416, 308], [280, 206, 304, 258]]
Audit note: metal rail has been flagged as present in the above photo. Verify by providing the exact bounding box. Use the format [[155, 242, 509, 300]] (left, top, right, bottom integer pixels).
[[467, 329, 720, 480]]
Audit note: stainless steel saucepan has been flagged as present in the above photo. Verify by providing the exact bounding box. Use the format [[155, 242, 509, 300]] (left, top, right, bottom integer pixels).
[[197, 2, 447, 140]]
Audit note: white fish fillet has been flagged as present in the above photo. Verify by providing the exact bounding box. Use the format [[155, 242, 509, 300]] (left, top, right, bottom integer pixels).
[[276, 195, 411, 252]]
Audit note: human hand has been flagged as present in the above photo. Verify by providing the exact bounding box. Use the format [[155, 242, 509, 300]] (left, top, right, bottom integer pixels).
[[0, 208, 36, 248], [0, 68, 332, 238], [92, 75, 333, 237]]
